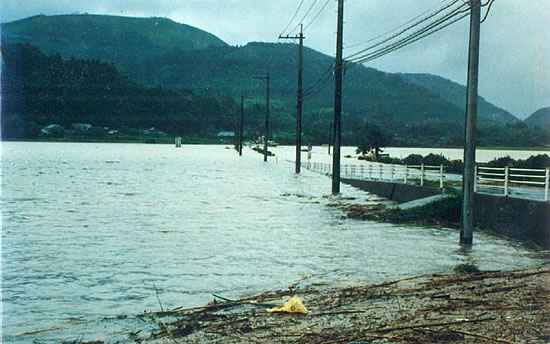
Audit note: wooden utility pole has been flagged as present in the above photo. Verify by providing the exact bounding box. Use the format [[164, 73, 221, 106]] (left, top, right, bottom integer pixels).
[[239, 93, 244, 156], [328, 121, 333, 155], [253, 73, 271, 162], [461, 0, 481, 245], [332, 0, 344, 194], [280, 25, 305, 173]]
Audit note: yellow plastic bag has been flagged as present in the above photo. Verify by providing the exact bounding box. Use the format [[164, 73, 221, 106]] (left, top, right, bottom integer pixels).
[[267, 296, 308, 314]]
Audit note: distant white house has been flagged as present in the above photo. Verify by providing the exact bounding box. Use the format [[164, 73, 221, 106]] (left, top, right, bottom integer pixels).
[[216, 131, 235, 138]]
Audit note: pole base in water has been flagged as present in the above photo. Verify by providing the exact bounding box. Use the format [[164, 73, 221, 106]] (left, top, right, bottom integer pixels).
[[460, 232, 473, 245]]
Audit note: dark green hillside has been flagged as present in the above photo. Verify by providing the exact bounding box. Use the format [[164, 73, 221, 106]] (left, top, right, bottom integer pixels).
[[131, 42, 465, 124], [1, 43, 237, 139], [525, 107, 550, 128], [399, 73, 518, 123], [1, 14, 227, 66], [2, 15, 516, 127]]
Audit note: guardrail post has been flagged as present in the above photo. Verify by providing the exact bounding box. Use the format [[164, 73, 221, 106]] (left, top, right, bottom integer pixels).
[[420, 164, 425, 186], [360, 165, 364, 179], [404, 165, 408, 184], [391, 164, 395, 182], [379, 163, 383, 181], [545, 167, 549, 202], [504, 166, 509, 196], [474, 165, 478, 192], [439, 164, 444, 189]]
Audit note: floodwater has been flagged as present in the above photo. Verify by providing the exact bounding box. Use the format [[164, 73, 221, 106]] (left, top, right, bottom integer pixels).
[[1, 142, 547, 343], [272, 145, 550, 164]]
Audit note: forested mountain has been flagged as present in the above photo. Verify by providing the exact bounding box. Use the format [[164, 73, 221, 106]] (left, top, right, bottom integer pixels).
[[1, 43, 238, 139], [2, 14, 546, 147], [2, 14, 516, 126], [525, 107, 550, 128], [399, 73, 518, 123], [1, 14, 227, 66]]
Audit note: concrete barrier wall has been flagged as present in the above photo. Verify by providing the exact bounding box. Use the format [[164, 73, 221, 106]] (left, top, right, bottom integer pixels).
[[342, 178, 550, 248], [341, 179, 442, 203], [473, 194, 550, 248]]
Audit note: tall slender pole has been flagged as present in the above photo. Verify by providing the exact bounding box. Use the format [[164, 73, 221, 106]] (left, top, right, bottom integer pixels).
[[328, 121, 333, 155], [461, 0, 481, 245], [295, 25, 304, 173], [332, 0, 344, 194], [253, 73, 270, 162], [239, 93, 244, 156], [279, 27, 305, 173], [264, 73, 270, 162]]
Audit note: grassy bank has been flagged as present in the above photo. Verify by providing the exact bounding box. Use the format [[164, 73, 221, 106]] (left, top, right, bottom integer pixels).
[[341, 193, 462, 228]]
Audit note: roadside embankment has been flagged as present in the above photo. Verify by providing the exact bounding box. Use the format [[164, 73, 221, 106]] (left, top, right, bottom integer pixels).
[[341, 178, 550, 249], [142, 264, 549, 344]]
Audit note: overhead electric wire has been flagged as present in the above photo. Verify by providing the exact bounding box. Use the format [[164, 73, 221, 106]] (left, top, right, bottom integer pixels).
[[349, 9, 470, 66], [302, 75, 334, 100], [345, 0, 463, 60], [303, 0, 332, 31], [279, 0, 305, 37], [480, 0, 496, 23], [302, 64, 334, 98], [288, 0, 319, 35], [346, 1, 470, 65], [302, 0, 481, 101], [345, 0, 453, 50]]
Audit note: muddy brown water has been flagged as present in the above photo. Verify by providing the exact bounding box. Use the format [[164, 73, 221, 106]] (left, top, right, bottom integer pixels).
[[1, 142, 547, 343]]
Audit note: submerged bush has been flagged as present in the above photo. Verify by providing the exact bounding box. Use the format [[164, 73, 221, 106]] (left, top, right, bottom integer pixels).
[[453, 262, 481, 274]]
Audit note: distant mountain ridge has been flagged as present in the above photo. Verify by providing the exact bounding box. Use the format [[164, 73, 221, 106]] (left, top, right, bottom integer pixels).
[[525, 107, 550, 127], [1, 14, 228, 66], [1, 14, 520, 127], [399, 73, 518, 123]]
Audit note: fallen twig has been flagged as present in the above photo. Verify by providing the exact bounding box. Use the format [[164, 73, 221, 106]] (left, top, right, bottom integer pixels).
[[370, 317, 496, 333]]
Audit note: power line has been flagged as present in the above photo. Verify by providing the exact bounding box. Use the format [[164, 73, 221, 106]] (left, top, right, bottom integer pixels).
[[302, 0, 474, 101], [288, 0, 319, 35], [347, 1, 470, 65], [303, 0, 331, 31], [345, 0, 463, 60], [351, 11, 470, 66], [302, 63, 334, 98], [345, 0, 453, 50], [279, 0, 305, 37], [480, 0, 496, 23]]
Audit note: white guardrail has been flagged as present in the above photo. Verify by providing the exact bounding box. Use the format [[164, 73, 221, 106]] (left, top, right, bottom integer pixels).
[[476, 166, 550, 201], [299, 161, 550, 202]]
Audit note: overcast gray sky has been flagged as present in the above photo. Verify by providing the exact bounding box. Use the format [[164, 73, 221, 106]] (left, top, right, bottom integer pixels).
[[1, 0, 548, 119]]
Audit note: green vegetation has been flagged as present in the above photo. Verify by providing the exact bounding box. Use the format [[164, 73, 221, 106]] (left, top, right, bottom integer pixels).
[[1, 43, 240, 140], [399, 73, 517, 123], [484, 154, 550, 169], [355, 122, 389, 158], [1, 14, 227, 67], [2, 14, 548, 148], [525, 106, 550, 128], [453, 262, 481, 274], [342, 193, 462, 228]]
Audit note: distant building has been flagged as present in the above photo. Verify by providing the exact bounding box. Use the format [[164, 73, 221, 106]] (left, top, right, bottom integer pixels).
[[216, 131, 235, 138], [41, 124, 65, 137]]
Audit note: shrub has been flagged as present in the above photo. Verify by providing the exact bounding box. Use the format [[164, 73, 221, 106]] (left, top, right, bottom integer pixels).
[[403, 154, 423, 165], [423, 153, 450, 166], [487, 155, 515, 168]]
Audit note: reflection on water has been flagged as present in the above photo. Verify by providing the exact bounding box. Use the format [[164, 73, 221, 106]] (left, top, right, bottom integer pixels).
[[1, 142, 547, 343]]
